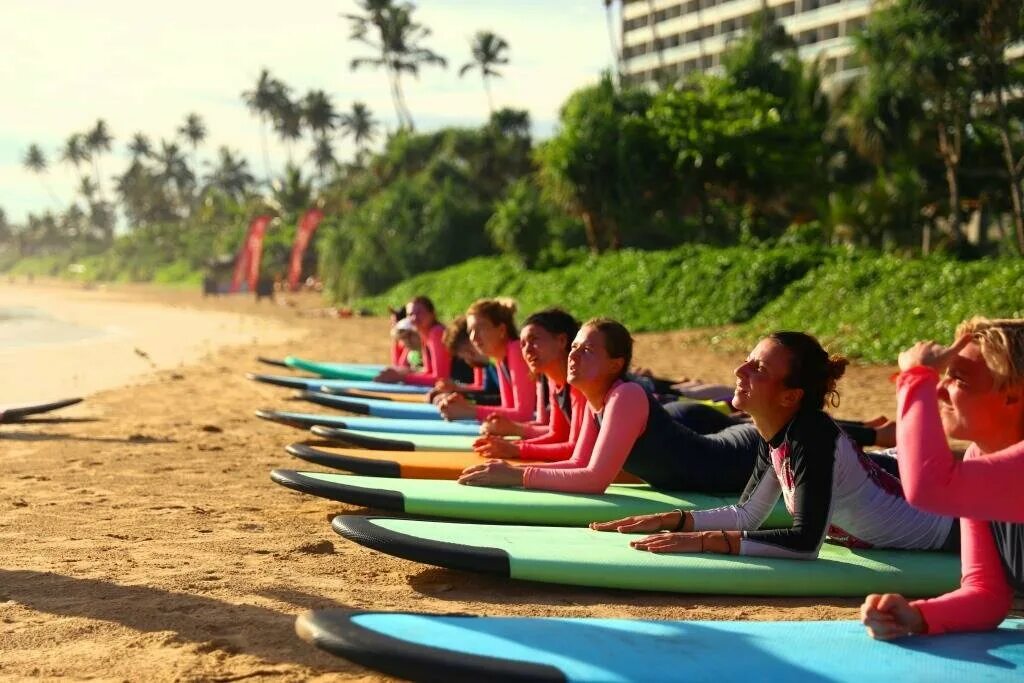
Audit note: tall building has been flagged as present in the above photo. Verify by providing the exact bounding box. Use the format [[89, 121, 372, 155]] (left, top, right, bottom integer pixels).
[[620, 0, 873, 88]]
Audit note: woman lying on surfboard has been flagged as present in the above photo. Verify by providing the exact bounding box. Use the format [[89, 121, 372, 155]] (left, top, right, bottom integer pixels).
[[426, 316, 499, 404], [458, 318, 760, 494], [589, 330, 958, 559], [437, 299, 537, 422], [473, 308, 587, 462], [374, 296, 451, 386], [861, 318, 1024, 639]]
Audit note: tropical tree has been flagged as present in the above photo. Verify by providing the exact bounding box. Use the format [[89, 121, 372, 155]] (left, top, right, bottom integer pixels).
[[242, 68, 286, 181], [271, 92, 303, 166], [339, 101, 379, 163], [603, 0, 621, 84], [60, 133, 90, 187], [302, 89, 337, 141], [178, 113, 207, 172], [203, 147, 256, 201], [23, 144, 59, 206], [85, 119, 114, 198], [459, 31, 509, 114], [127, 132, 153, 160], [309, 138, 338, 184], [155, 139, 194, 208], [345, 0, 448, 129]]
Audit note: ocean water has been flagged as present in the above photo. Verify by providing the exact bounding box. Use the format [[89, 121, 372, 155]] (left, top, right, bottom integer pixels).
[[0, 306, 106, 350]]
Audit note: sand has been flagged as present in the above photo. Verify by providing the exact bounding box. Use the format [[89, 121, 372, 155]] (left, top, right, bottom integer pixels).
[[0, 282, 903, 681]]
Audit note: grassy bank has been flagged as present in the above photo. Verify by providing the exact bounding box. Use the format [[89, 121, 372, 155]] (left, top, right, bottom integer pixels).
[[357, 246, 1024, 363]]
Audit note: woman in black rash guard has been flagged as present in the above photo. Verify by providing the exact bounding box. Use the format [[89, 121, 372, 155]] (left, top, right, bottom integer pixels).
[[592, 331, 958, 559]]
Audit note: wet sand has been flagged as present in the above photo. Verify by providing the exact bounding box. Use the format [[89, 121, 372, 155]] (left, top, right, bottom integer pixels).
[[0, 282, 900, 680]]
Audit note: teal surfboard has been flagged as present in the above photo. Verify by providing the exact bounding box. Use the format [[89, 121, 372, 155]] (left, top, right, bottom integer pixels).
[[255, 410, 481, 436], [297, 609, 1024, 682], [269, 471, 790, 527], [248, 373, 429, 394], [284, 357, 385, 381], [332, 516, 961, 597]]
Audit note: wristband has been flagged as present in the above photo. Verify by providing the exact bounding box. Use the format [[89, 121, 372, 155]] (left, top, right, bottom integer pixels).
[[671, 509, 689, 531]]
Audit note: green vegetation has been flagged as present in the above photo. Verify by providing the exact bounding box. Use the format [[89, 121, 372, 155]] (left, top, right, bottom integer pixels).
[[5, 1, 1024, 362], [360, 246, 1024, 363]]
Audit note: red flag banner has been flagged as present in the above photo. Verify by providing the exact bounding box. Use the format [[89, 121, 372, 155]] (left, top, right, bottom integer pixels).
[[230, 215, 272, 293], [287, 208, 324, 291]]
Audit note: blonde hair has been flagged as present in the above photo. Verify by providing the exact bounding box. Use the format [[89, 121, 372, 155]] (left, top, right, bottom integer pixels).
[[466, 298, 519, 338], [955, 317, 1024, 390]]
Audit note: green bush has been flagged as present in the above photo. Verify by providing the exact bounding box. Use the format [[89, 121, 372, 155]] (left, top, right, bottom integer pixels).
[[355, 245, 828, 332], [738, 254, 1024, 362]]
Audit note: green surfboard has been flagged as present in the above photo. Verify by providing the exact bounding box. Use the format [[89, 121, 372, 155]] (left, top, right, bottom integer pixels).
[[333, 516, 961, 597], [270, 470, 791, 527]]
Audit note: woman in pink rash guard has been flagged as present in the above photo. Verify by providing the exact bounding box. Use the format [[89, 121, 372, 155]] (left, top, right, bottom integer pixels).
[[374, 296, 451, 387], [437, 299, 536, 423], [474, 308, 586, 462], [861, 317, 1024, 639]]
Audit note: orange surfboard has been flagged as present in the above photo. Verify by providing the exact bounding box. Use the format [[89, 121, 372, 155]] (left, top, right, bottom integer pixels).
[[286, 443, 642, 483]]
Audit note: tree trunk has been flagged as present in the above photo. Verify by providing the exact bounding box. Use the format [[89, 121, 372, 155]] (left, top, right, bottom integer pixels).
[[992, 88, 1024, 255], [483, 75, 494, 114], [394, 75, 414, 131], [937, 122, 962, 242], [580, 210, 602, 254], [922, 220, 932, 256], [260, 117, 272, 185]]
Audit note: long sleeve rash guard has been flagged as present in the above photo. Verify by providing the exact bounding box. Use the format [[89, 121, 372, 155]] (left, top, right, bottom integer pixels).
[[897, 366, 1024, 635], [521, 381, 649, 493], [402, 324, 452, 386], [474, 340, 537, 422], [688, 408, 954, 559], [516, 380, 586, 462]]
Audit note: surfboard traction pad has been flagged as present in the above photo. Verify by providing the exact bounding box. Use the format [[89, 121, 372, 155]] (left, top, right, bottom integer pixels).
[[0, 397, 83, 423], [296, 608, 564, 682], [296, 608, 1024, 683]]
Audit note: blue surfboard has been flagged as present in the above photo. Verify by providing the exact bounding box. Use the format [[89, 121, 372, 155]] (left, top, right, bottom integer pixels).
[[297, 610, 1024, 682], [301, 391, 446, 420], [254, 410, 481, 436]]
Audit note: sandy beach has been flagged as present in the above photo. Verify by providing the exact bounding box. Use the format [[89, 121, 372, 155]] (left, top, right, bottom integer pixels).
[[0, 282, 901, 680]]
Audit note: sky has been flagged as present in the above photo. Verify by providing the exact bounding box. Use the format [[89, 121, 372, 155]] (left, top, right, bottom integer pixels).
[[0, 0, 618, 225]]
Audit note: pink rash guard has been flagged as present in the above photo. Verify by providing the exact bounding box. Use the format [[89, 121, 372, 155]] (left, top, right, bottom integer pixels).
[[402, 324, 451, 386], [515, 379, 586, 462], [897, 366, 1024, 634], [474, 340, 537, 422], [521, 380, 648, 493]]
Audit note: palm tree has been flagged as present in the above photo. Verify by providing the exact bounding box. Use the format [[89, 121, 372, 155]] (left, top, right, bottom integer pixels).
[[23, 144, 59, 206], [127, 132, 153, 160], [85, 119, 113, 198], [204, 147, 256, 201], [459, 31, 509, 114], [346, 1, 447, 129], [177, 113, 207, 173], [242, 68, 286, 181], [603, 0, 621, 84], [60, 133, 90, 187], [339, 101, 379, 163], [271, 93, 303, 166], [302, 90, 337, 140], [155, 139, 194, 207], [309, 137, 338, 184]]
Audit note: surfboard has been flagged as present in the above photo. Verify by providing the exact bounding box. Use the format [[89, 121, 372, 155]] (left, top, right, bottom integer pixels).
[[284, 356, 386, 381], [297, 608, 1024, 682], [248, 373, 429, 395], [306, 426, 479, 452], [254, 410, 481, 436], [332, 388, 432, 403], [332, 516, 961, 597], [0, 398, 83, 423], [269, 471, 790, 527], [301, 391, 445, 420], [285, 443, 641, 483]]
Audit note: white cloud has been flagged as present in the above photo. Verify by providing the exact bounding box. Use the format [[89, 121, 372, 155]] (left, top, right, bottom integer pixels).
[[0, 0, 617, 224]]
